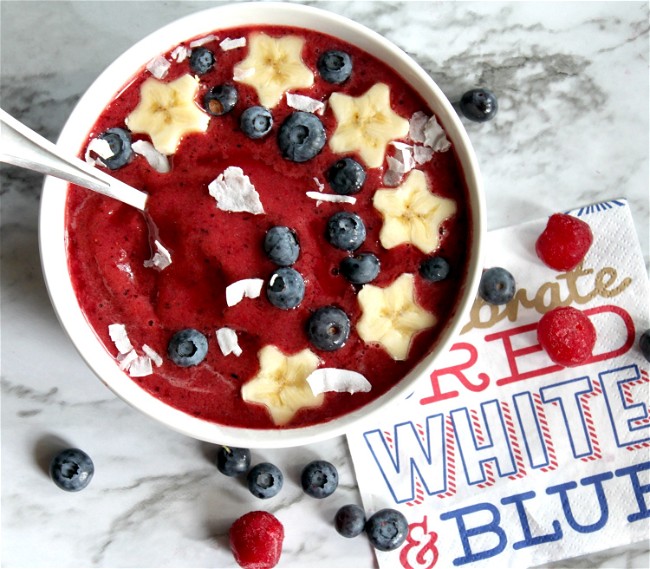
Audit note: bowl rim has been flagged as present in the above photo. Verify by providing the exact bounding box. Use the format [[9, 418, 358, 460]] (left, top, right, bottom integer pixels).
[[39, 1, 485, 448]]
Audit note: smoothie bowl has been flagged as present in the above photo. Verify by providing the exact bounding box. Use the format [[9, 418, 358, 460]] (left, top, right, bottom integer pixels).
[[39, 2, 484, 448]]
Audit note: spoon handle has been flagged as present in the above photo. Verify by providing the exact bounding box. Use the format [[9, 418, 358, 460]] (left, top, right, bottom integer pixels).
[[0, 108, 147, 211]]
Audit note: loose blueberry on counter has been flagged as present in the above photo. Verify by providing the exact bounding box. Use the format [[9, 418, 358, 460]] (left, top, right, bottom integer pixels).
[[216, 446, 251, 477], [317, 50, 353, 84], [204, 84, 238, 116], [307, 306, 350, 352], [365, 508, 409, 551], [240, 106, 273, 139], [326, 212, 366, 251], [459, 88, 498, 122], [189, 46, 215, 75], [335, 504, 366, 538], [277, 111, 326, 162], [49, 448, 94, 492], [478, 267, 516, 305], [168, 328, 208, 367], [267, 267, 305, 309], [327, 157, 366, 195], [264, 226, 300, 266], [247, 462, 284, 499], [340, 253, 380, 284], [419, 256, 450, 282], [97, 127, 133, 170], [641, 330, 650, 362], [301, 460, 339, 499]]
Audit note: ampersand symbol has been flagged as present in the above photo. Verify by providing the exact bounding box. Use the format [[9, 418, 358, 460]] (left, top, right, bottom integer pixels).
[[399, 515, 439, 569]]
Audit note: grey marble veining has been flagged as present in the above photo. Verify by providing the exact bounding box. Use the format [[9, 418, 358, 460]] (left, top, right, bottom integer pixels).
[[1, 1, 648, 568]]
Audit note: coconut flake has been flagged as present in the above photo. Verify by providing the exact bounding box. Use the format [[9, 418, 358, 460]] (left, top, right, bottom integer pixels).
[[128, 355, 153, 377], [286, 93, 326, 115], [413, 145, 435, 164], [146, 55, 171, 79], [226, 278, 264, 307], [108, 323, 133, 354], [423, 116, 451, 152], [216, 327, 242, 357], [144, 240, 172, 271], [84, 137, 113, 166], [409, 111, 429, 144], [189, 34, 216, 48], [170, 45, 191, 62], [234, 66, 255, 81], [220, 36, 246, 51], [208, 166, 265, 215], [142, 344, 163, 367], [132, 140, 170, 173], [307, 368, 372, 396], [117, 348, 139, 371], [306, 192, 356, 205]]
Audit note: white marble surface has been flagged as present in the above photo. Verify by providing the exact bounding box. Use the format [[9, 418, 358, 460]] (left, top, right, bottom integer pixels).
[[1, 1, 648, 567]]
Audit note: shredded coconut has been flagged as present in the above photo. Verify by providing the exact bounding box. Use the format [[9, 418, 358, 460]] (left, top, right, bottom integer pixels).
[[146, 55, 171, 79], [144, 240, 172, 271], [132, 140, 170, 173], [128, 355, 153, 377], [118, 348, 139, 371], [306, 368, 372, 396], [423, 115, 451, 152], [84, 137, 113, 166], [142, 344, 163, 367], [189, 34, 216, 48], [286, 93, 326, 115], [208, 166, 265, 214], [220, 37, 246, 50], [226, 278, 264, 307], [216, 327, 243, 357], [234, 66, 255, 81], [170, 45, 191, 62], [108, 323, 133, 354], [306, 192, 356, 205]]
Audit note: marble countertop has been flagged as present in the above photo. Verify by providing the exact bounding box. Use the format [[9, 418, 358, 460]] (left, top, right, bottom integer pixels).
[[1, 1, 648, 567]]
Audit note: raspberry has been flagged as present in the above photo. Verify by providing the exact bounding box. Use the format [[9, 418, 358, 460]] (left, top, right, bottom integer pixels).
[[535, 213, 593, 271], [537, 306, 596, 367], [229, 511, 284, 569]]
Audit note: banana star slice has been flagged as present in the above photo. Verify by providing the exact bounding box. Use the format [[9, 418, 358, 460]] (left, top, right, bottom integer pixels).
[[328, 83, 410, 168], [233, 32, 314, 109], [357, 273, 436, 361], [373, 169, 457, 254], [125, 74, 209, 155], [241, 345, 323, 425]]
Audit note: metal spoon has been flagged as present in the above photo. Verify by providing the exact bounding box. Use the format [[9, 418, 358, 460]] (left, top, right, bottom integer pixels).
[[0, 108, 148, 211]]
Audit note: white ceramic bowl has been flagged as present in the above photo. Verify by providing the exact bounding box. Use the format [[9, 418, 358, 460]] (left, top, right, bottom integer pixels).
[[39, 2, 485, 448]]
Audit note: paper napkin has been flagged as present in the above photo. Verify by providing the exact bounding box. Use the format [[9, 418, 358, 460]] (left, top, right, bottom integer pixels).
[[347, 199, 649, 569]]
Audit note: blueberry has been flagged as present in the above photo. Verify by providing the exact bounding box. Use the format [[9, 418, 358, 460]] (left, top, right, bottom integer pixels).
[[264, 226, 300, 266], [301, 460, 338, 499], [478, 267, 516, 305], [326, 212, 366, 251], [216, 446, 251, 477], [340, 253, 380, 284], [49, 448, 94, 492], [640, 329, 650, 362], [247, 462, 283, 499], [335, 504, 366, 538], [365, 508, 409, 551], [97, 127, 133, 170], [419, 256, 450, 282], [277, 111, 326, 162], [189, 47, 215, 75], [240, 106, 273, 139], [459, 88, 498, 122], [267, 268, 305, 309], [307, 306, 350, 352], [168, 328, 208, 367], [204, 84, 238, 116], [327, 158, 366, 195], [317, 50, 353, 84]]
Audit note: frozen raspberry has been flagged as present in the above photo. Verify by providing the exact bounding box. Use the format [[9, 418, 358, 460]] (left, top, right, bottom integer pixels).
[[229, 511, 284, 569], [535, 213, 593, 271], [537, 306, 596, 367]]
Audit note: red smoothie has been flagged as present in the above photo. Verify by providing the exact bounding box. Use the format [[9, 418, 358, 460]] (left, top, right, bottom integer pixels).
[[65, 25, 471, 430]]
